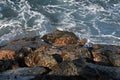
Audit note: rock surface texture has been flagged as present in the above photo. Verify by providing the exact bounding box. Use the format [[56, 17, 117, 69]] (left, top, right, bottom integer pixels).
[[0, 30, 120, 80]]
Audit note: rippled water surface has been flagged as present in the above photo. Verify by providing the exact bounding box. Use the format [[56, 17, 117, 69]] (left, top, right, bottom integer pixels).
[[0, 0, 120, 46]]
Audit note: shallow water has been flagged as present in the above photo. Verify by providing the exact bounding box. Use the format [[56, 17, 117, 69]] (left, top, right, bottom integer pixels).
[[0, 0, 120, 46]]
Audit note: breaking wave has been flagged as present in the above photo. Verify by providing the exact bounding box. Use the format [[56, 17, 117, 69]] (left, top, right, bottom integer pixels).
[[0, 0, 120, 46]]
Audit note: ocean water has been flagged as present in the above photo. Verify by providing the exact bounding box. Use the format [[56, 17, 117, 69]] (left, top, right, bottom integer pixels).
[[0, 0, 120, 46]]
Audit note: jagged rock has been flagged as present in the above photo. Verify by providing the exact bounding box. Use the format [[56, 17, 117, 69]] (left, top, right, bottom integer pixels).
[[25, 51, 58, 69], [0, 50, 15, 60], [42, 30, 78, 46]]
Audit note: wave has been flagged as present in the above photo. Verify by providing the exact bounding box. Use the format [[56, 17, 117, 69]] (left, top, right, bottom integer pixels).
[[0, 0, 120, 46]]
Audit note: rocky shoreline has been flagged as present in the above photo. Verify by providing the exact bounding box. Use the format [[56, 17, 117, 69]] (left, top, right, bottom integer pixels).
[[0, 30, 120, 80]]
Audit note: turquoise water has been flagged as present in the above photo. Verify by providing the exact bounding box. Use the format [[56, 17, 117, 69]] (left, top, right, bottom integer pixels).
[[0, 0, 120, 46]]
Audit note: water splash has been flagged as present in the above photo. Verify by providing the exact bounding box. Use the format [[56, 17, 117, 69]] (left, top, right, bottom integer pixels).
[[0, 0, 120, 46]]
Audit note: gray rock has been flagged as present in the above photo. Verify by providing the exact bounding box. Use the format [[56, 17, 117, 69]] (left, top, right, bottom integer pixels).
[[0, 67, 47, 80]]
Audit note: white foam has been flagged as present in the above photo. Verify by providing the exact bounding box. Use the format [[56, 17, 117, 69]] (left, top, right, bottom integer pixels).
[[0, 0, 120, 46]]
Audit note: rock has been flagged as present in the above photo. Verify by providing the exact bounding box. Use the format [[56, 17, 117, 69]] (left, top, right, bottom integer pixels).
[[92, 44, 120, 54], [73, 59, 120, 80], [35, 45, 49, 52], [109, 53, 120, 67], [25, 51, 58, 69], [0, 67, 47, 80], [42, 30, 78, 46], [66, 45, 76, 52], [15, 47, 33, 58], [92, 50, 110, 65], [61, 51, 80, 61], [48, 61, 79, 76], [52, 54, 63, 63], [77, 38, 87, 46], [1, 37, 49, 51], [75, 48, 92, 59], [0, 60, 18, 72], [0, 50, 15, 60], [15, 47, 33, 67], [53, 35, 78, 47]]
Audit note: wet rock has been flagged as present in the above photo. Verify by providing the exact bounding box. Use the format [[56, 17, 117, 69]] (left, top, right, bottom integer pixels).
[[92, 50, 110, 65], [15, 47, 33, 67], [0, 67, 47, 80], [92, 44, 120, 54], [109, 53, 120, 67], [61, 51, 80, 61], [66, 45, 76, 52], [0, 60, 18, 72], [77, 38, 87, 46], [75, 48, 92, 59], [42, 30, 78, 46], [0, 50, 15, 60], [25, 51, 58, 69], [1, 37, 49, 51], [53, 35, 78, 47], [49, 61, 79, 76], [73, 59, 120, 80]]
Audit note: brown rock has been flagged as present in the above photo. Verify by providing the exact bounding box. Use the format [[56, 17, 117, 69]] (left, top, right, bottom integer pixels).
[[75, 48, 92, 58], [61, 51, 80, 61], [42, 30, 78, 46], [66, 45, 76, 52], [53, 36, 77, 47], [25, 51, 58, 69], [0, 50, 15, 60], [35, 45, 49, 52]]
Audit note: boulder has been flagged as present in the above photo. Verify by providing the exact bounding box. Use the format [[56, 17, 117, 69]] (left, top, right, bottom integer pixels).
[[25, 51, 58, 69], [53, 36, 77, 47], [42, 30, 78, 46], [0, 67, 47, 80]]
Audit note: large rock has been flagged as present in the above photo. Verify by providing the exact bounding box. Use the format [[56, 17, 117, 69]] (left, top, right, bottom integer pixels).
[[53, 36, 78, 47], [25, 51, 58, 69], [0, 67, 47, 80], [42, 30, 78, 46]]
